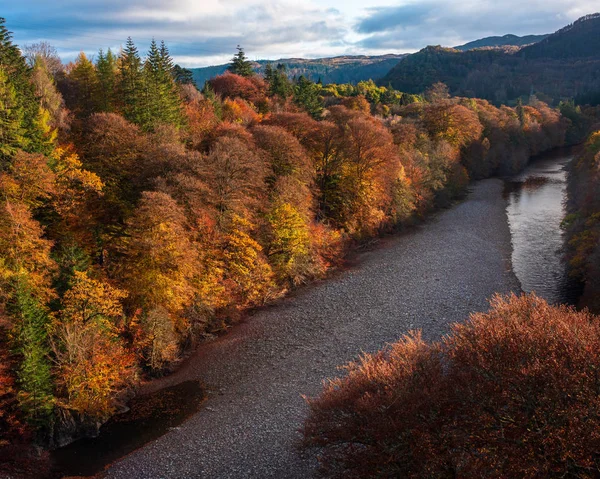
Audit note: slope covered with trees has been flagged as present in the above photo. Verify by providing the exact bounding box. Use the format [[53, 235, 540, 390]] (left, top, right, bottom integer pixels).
[[191, 54, 406, 89], [454, 33, 549, 51], [0, 17, 592, 474], [382, 14, 600, 106], [564, 122, 600, 312]]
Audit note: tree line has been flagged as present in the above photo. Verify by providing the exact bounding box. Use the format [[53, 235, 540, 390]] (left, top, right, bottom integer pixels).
[[0, 18, 595, 473]]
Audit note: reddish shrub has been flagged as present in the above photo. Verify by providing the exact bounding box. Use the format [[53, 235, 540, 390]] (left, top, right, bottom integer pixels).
[[303, 294, 600, 478], [209, 72, 267, 106]]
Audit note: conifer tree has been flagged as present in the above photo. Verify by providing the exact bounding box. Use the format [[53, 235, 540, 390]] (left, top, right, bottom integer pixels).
[[293, 76, 323, 119], [0, 69, 25, 162], [118, 37, 147, 127], [143, 39, 182, 130], [96, 48, 117, 112], [14, 279, 54, 428], [228, 46, 254, 77], [172, 65, 195, 85], [0, 17, 45, 159]]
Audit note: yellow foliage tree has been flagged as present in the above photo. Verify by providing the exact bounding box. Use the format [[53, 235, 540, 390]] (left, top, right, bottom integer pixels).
[[54, 271, 136, 418]]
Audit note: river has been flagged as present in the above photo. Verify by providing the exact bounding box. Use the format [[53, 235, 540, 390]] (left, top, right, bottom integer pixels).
[[50, 149, 577, 478], [504, 147, 581, 305]]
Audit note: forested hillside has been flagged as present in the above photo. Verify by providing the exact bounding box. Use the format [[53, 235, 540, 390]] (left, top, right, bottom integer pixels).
[[564, 122, 600, 312], [454, 33, 549, 51], [0, 16, 593, 476], [191, 54, 405, 88], [382, 14, 600, 105]]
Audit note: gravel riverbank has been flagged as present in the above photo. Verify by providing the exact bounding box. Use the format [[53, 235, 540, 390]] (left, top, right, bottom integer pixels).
[[103, 178, 520, 479]]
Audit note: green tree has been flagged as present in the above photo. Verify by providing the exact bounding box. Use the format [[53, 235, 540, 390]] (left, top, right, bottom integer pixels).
[[118, 37, 146, 127], [265, 63, 292, 99], [143, 39, 183, 129], [96, 48, 117, 112], [228, 46, 254, 77], [14, 280, 54, 428], [0, 17, 45, 158], [172, 64, 195, 85], [294, 76, 323, 119], [0, 69, 25, 161]]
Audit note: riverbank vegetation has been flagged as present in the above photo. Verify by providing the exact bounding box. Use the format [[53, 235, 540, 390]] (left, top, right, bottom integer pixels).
[[564, 126, 600, 312], [0, 17, 592, 470], [303, 294, 600, 478]]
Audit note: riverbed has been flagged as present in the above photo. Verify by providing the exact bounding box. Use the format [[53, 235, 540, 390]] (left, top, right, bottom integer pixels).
[[83, 178, 520, 479]]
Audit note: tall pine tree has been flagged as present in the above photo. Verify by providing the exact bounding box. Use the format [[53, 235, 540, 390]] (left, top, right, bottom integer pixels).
[[228, 46, 254, 77], [14, 279, 54, 429], [118, 37, 146, 127], [96, 48, 117, 112], [0, 17, 45, 162], [142, 39, 182, 130]]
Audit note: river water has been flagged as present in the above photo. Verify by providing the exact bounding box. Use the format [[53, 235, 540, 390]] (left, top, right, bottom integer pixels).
[[504, 148, 581, 305]]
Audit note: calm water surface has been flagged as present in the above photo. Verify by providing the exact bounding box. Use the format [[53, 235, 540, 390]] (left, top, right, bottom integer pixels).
[[504, 148, 581, 305]]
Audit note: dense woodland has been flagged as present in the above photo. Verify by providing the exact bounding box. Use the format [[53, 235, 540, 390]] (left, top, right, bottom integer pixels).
[[383, 13, 600, 106], [565, 128, 600, 312], [0, 15, 595, 473], [191, 54, 406, 90]]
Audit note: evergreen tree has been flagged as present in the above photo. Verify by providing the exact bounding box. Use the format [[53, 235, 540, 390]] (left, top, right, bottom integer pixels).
[[96, 48, 117, 112], [173, 64, 195, 85], [0, 68, 25, 162], [293, 76, 323, 119], [143, 39, 183, 130], [0, 17, 45, 159], [265, 63, 292, 99], [118, 37, 146, 126], [228, 46, 254, 77], [14, 279, 54, 428]]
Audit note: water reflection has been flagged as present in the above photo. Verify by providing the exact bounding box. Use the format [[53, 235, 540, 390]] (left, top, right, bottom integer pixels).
[[504, 149, 581, 305], [51, 380, 205, 478]]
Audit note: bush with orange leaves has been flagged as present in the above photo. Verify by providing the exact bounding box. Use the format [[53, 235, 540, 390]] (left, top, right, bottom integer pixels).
[[303, 294, 600, 478]]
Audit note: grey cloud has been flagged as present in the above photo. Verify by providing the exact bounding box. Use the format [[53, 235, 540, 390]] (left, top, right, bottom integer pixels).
[[356, 4, 434, 34], [354, 0, 585, 51]]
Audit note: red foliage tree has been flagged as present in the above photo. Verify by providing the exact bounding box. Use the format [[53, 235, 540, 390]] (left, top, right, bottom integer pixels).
[[304, 294, 600, 478]]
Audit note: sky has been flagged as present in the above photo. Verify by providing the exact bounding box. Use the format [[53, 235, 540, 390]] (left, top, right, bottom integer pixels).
[[3, 0, 597, 67]]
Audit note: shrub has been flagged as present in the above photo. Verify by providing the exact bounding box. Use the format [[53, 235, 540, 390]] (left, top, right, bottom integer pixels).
[[303, 294, 600, 478]]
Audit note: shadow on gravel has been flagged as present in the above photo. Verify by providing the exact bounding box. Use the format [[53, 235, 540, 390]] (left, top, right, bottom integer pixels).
[[50, 380, 205, 478]]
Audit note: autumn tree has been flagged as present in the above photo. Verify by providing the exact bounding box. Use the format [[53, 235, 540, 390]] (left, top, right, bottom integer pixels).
[[66, 52, 99, 117], [304, 294, 600, 478], [222, 214, 275, 306], [54, 271, 135, 417], [199, 136, 267, 224]]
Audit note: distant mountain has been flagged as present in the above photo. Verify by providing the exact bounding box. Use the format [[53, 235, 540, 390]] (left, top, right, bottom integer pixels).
[[454, 33, 549, 51], [381, 14, 600, 105], [191, 54, 406, 87]]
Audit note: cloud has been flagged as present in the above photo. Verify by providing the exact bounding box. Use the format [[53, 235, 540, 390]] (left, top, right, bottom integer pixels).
[[356, 4, 433, 34], [7, 0, 349, 66], [354, 0, 595, 51], [4, 0, 598, 66]]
